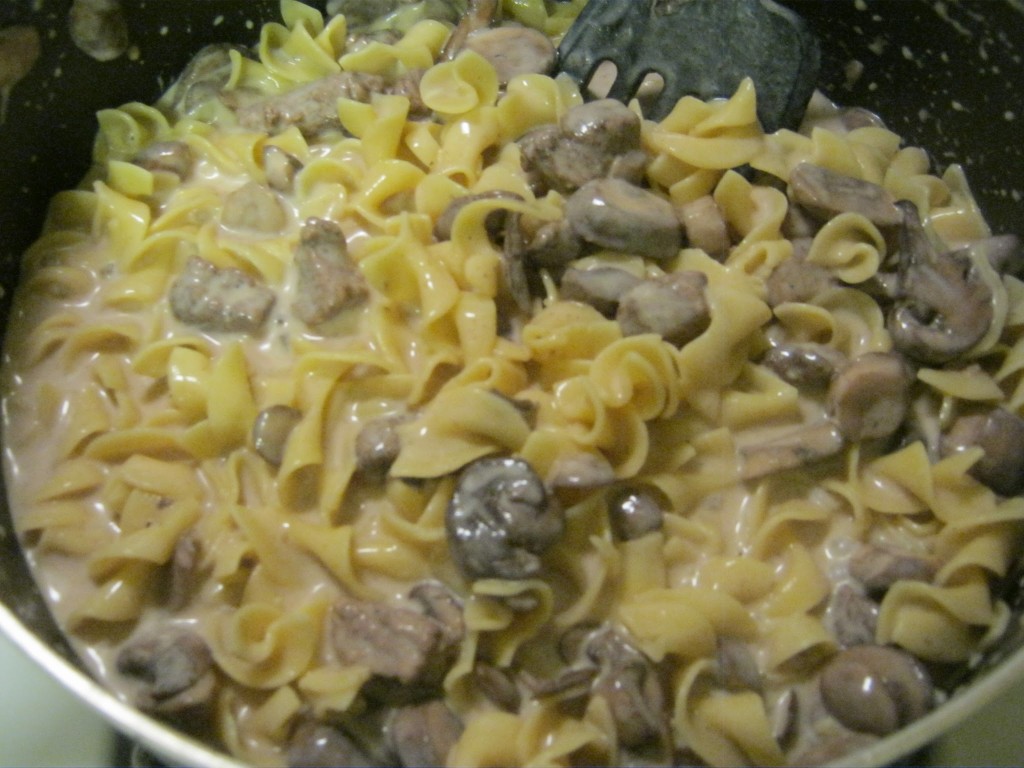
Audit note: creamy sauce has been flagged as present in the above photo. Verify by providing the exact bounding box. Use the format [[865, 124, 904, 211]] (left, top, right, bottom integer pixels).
[[3, 5, 1022, 767]]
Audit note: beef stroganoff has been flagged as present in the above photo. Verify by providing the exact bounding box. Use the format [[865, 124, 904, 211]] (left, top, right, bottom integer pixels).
[[3, 1, 1023, 765]]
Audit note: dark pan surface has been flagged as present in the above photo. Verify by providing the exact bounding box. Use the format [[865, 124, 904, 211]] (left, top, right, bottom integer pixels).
[[789, 0, 1024, 235]]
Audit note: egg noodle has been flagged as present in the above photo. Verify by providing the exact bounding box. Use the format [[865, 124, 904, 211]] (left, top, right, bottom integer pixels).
[[3, 1, 1023, 766]]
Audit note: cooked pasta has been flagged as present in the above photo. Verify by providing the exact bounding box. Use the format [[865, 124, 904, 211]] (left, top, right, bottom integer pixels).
[[3, 1, 1024, 766]]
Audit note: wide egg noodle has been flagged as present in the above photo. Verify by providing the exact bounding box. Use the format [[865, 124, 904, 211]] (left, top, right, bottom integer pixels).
[[714, 171, 792, 281], [3, 1, 1024, 766], [805, 211, 886, 284], [673, 659, 785, 767]]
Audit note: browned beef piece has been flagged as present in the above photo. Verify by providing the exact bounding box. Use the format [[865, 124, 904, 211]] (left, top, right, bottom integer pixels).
[[237, 70, 425, 137], [169, 256, 275, 333], [330, 588, 463, 703], [292, 218, 369, 328]]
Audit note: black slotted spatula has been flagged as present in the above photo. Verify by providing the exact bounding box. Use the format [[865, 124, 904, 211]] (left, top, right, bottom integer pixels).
[[557, 0, 821, 131]]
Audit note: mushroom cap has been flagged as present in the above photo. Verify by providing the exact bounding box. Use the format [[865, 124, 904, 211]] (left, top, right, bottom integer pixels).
[[820, 645, 934, 736], [828, 352, 912, 442], [944, 408, 1024, 496], [566, 178, 682, 261], [889, 201, 994, 365], [445, 456, 564, 581]]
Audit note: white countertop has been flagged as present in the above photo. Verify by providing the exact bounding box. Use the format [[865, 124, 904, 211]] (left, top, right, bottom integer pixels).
[[2, 629, 1024, 767], [0, 632, 113, 767]]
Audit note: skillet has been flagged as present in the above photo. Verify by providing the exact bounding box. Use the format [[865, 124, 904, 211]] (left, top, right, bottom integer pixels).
[[1, 2, 1022, 765]]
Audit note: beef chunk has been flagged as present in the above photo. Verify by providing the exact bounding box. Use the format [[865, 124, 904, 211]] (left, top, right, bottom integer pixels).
[[292, 218, 369, 328], [117, 628, 216, 719], [169, 256, 275, 333], [330, 594, 461, 703]]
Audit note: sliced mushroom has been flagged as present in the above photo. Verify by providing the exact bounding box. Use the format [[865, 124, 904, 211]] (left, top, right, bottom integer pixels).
[[386, 700, 463, 768], [134, 141, 194, 180], [262, 145, 303, 192], [607, 484, 668, 541], [496, 217, 543, 319], [518, 99, 642, 195], [715, 637, 762, 692], [440, 0, 498, 60], [504, 214, 583, 271], [608, 150, 650, 188], [287, 721, 379, 768], [292, 217, 369, 328], [827, 584, 879, 648], [943, 407, 1024, 496], [771, 688, 800, 751], [848, 544, 936, 594], [788, 163, 902, 227], [523, 666, 598, 703], [889, 201, 994, 364], [221, 181, 288, 233], [116, 629, 216, 718], [166, 532, 201, 612], [566, 178, 682, 261], [859, 267, 904, 304], [586, 628, 668, 752], [761, 343, 846, 389], [445, 456, 564, 581], [117, 629, 211, 699], [559, 265, 643, 318], [828, 352, 912, 442], [558, 623, 600, 665], [819, 645, 934, 736], [546, 451, 618, 492], [561, 99, 642, 160], [616, 271, 710, 347], [903, 393, 945, 461], [739, 420, 845, 481], [463, 26, 556, 85], [330, 598, 457, 703], [434, 190, 522, 243], [677, 194, 731, 260], [252, 405, 302, 466], [68, 0, 129, 63], [169, 256, 275, 334], [473, 661, 521, 711], [355, 414, 408, 477], [765, 243, 836, 307], [781, 199, 821, 240]]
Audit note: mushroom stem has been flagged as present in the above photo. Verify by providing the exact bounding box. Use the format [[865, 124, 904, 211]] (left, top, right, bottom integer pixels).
[[739, 420, 845, 480], [888, 201, 994, 364], [441, 0, 498, 60]]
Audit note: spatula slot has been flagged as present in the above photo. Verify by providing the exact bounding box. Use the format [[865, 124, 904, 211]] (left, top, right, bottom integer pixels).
[[585, 60, 665, 110], [558, 0, 820, 129]]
